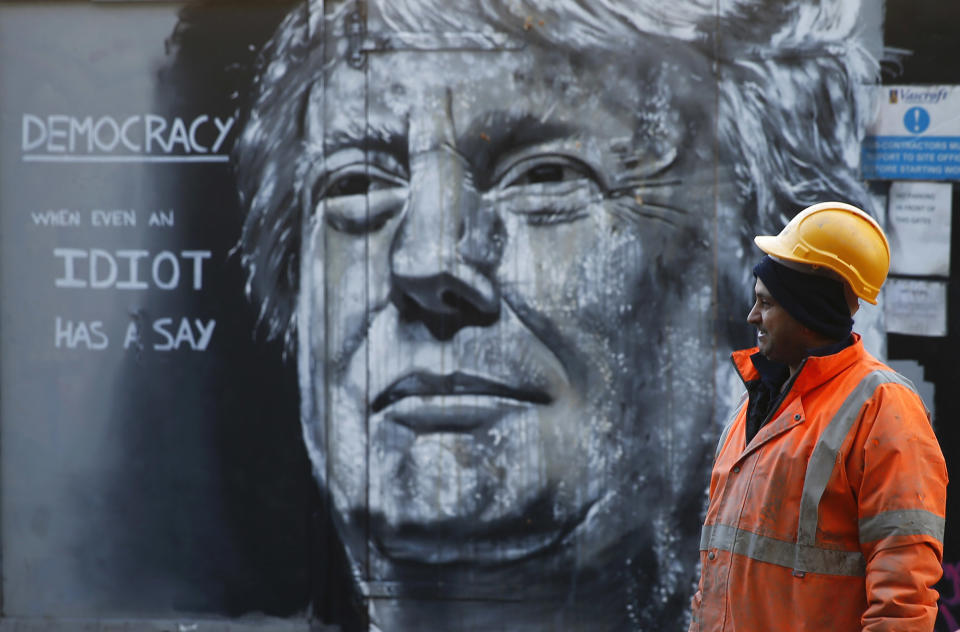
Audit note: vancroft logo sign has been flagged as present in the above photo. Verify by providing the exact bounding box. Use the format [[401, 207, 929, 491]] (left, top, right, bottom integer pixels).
[[892, 87, 950, 106], [21, 113, 235, 163], [863, 84, 960, 180]]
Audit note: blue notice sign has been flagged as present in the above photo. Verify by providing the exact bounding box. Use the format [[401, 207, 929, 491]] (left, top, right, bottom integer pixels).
[[862, 136, 960, 180], [862, 86, 960, 181]]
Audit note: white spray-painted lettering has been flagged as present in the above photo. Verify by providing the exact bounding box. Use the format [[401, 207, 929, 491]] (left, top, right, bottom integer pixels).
[[30, 209, 175, 227], [91, 209, 136, 227], [53, 316, 216, 351], [52, 246, 215, 351], [21, 114, 234, 155], [31, 209, 81, 226], [55, 317, 109, 350], [149, 318, 216, 351], [53, 248, 211, 290], [148, 210, 174, 227]]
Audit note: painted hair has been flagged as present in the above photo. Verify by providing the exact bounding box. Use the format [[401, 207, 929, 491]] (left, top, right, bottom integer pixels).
[[225, 0, 878, 344]]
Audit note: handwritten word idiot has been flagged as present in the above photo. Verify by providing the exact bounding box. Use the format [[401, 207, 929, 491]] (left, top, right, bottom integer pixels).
[[22, 114, 234, 156], [54, 249, 210, 290]]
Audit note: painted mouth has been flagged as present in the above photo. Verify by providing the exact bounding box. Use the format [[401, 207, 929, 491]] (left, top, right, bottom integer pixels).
[[371, 371, 552, 432]]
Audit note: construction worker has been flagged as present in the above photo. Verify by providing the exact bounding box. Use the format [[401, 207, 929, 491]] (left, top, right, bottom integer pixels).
[[689, 202, 948, 631]]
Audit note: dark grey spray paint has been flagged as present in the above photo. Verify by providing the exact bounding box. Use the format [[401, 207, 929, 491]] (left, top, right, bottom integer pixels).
[[0, 0, 894, 630]]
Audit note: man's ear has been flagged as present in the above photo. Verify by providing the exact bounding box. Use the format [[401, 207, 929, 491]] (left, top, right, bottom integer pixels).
[[844, 284, 860, 316]]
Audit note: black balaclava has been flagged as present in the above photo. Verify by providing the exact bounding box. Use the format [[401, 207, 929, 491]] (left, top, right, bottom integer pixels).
[[752, 255, 853, 341]]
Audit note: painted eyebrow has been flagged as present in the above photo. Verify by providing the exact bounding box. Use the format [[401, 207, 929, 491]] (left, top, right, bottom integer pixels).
[[323, 123, 409, 166], [456, 112, 574, 189], [319, 113, 575, 190]]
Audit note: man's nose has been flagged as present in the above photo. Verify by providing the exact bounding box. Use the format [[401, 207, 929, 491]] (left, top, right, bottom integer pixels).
[[746, 301, 761, 326], [389, 146, 504, 340]]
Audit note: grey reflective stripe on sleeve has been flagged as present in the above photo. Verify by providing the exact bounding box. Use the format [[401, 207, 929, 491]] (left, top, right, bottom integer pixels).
[[700, 523, 866, 576], [715, 392, 748, 460], [859, 509, 946, 544], [794, 370, 920, 571]]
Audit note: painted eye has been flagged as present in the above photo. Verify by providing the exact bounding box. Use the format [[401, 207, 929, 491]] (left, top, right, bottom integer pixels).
[[324, 172, 398, 198], [502, 158, 591, 188], [490, 154, 601, 226], [315, 165, 407, 234], [327, 174, 372, 197]]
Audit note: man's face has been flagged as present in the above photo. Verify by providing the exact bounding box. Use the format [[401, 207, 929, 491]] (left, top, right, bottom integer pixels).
[[296, 36, 718, 569], [747, 278, 808, 367]]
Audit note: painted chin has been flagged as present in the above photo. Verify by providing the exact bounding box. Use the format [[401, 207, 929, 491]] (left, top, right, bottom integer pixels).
[[365, 492, 588, 565], [361, 393, 603, 564], [368, 402, 543, 524]]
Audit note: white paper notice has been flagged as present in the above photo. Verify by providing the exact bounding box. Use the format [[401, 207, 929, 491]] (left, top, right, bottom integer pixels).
[[887, 181, 952, 276], [884, 278, 948, 336]]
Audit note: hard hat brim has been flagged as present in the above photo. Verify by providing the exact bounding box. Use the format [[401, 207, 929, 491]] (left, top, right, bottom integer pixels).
[[753, 234, 880, 305], [754, 235, 811, 272]]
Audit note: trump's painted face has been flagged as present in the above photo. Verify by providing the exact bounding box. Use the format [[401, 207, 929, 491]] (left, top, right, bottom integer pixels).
[[295, 34, 718, 570]]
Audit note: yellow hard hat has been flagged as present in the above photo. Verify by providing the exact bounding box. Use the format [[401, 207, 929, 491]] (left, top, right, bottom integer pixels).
[[754, 201, 890, 304]]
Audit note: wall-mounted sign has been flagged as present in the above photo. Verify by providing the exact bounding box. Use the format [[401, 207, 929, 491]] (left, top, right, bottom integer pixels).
[[862, 85, 960, 180], [884, 278, 948, 337], [887, 181, 952, 276]]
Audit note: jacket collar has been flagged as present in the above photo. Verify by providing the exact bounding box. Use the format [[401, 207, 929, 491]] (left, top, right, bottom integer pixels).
[[732, 333, 863, 395]]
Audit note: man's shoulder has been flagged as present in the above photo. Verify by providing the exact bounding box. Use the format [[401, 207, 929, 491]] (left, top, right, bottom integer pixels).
[[844, 355, 933, 431], [849, 348, 924, 402]]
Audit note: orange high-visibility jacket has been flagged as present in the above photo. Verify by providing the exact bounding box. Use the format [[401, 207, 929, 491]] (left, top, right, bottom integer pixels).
[[689, 335, 947, 632]]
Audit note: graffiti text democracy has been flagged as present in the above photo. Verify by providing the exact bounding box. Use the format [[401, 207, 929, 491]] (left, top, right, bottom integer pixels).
[[22, 113, 234, 157]]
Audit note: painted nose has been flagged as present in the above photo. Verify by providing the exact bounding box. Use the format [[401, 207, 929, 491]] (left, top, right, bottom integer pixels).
[[389, 146, 504, 340]]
